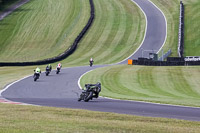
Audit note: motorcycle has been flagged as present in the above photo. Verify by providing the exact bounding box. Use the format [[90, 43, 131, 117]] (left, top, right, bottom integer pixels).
[[89, 61, 93, 67], [78, 89, 94, 102], [45, 68, 51, 76], [78, 83, 101, 102], [33, 73, 40, 81], [56, 67, 60, 74]]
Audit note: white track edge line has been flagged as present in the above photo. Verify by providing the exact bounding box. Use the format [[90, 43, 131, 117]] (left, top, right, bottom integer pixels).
[[78, 69, 95, 89]]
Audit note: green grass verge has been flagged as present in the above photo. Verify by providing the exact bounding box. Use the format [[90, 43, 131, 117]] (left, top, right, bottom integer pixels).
[[0, 104, 199, 133], [0, 0, 90, 62], [80, 65, 200, 107]]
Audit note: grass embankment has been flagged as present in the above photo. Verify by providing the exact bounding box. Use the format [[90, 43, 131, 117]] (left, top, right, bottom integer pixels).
[[0, 0, 90, 62], [151, 0, 200, 57], [0, 104, 200, 133], [81, 65, 200, 107]]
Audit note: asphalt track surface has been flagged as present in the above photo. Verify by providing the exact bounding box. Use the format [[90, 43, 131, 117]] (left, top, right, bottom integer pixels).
[[1, 0, 200, 121]]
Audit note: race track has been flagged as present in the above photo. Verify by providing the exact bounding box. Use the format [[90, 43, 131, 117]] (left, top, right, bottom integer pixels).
[[1, 0, 200, 121]]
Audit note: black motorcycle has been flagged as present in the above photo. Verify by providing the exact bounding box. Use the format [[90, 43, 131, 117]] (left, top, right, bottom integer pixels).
[[45, 68, 51, 76], [56, 67, 60, 74], [89, 60, 93, 67], [33, 73, 40, 81], [78, 83, 101, 102], [78, 89, 94, 102]]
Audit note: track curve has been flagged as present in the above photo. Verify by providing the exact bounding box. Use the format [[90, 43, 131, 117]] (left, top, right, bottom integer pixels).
[[1, 0, 200, 121]]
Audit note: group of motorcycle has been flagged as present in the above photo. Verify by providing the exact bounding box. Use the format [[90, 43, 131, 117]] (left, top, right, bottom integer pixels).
[[33, 59, 100, 102], [33, 63, 62, 81]]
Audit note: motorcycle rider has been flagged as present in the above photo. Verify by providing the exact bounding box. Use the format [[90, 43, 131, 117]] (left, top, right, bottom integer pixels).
[[34, 67, 41, 77], [89, 57, 94, 67], [56, 63, 62, 72], [83, 82, 101, 98], [93, 82, 101, 98], [46, 64, 52, 72]]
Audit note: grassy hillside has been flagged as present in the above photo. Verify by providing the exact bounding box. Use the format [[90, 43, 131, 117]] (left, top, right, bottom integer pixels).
[[0, 0, 90, 62], [81, 65, 200, 107]]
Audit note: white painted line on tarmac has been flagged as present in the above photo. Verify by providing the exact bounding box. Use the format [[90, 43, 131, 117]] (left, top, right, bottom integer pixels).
[[78, 69, 95, 90]]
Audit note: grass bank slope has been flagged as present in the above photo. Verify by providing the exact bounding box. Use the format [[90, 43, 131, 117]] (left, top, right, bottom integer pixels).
[[0, 0, 90, 62], [81, 65, 200, 107], [0, 104, 199, 133]]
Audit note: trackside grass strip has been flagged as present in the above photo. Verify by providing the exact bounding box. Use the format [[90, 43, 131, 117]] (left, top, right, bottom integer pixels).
[[80, 65, 200, 107], [0, 104, 200, 133]]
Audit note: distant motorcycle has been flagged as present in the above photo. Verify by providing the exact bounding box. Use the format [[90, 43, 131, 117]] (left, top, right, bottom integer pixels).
[[33, 73, 40, 81], [78, 82, 101, 102], [56, 67, 60, 74], [45, 68, 51, 76], [89, 61, 93, 67]]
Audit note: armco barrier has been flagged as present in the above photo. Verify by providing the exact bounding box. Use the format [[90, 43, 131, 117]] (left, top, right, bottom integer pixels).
[[0, 0, 95, 67], [178, 1, 184, 57]]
